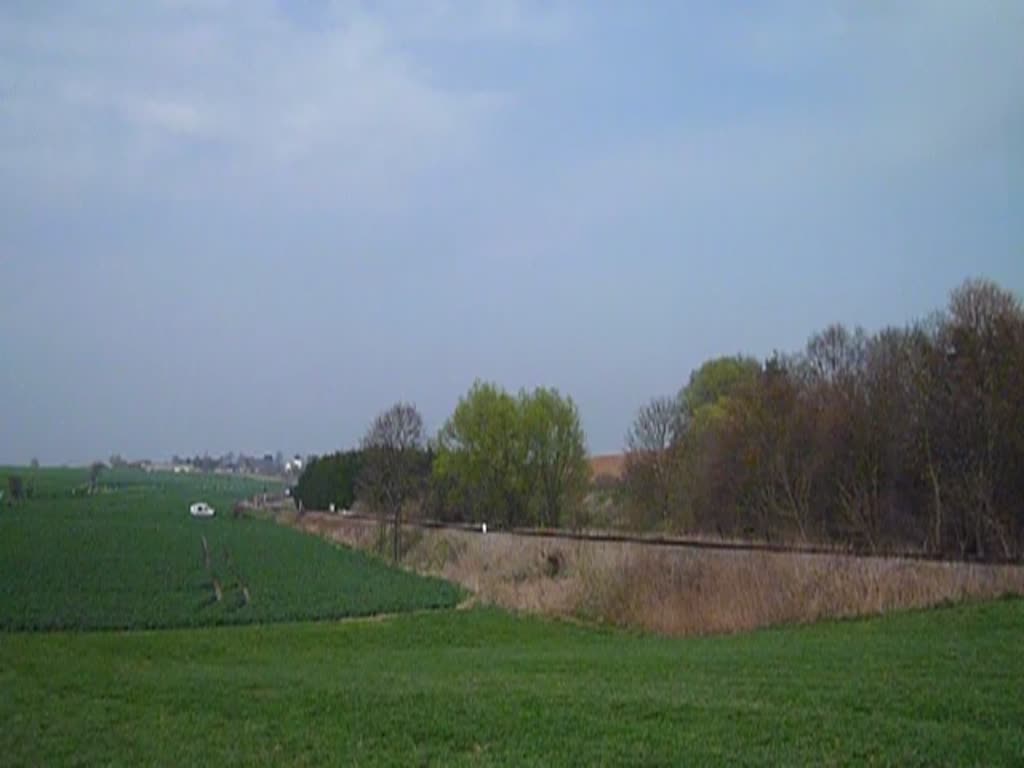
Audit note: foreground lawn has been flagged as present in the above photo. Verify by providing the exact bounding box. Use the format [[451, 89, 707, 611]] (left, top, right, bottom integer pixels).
[[2, 600, 1022, 766], [0, 468, 459, 630]]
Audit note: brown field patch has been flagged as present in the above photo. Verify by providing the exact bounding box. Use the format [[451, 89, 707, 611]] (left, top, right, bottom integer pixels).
[[588, 453, 626, 482]]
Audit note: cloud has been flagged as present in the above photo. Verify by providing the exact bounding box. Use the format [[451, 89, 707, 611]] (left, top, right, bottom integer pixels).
[[0, 1, 540, 207], [1, 0, 1020, 464], [130, 98, 213, 137]]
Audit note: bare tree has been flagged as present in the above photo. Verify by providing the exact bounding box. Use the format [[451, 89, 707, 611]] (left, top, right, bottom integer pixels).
[[944, 279, 1024, 559], [742, 360, 822, 542], [27, 458, 41, 499], [615, 278, 1024, 560], [88, 462, 105, 494], [902, 318, 953, 554], [623, 396, 684, 529], [360, 402, 427, 563], [7, 475, 24, 503]]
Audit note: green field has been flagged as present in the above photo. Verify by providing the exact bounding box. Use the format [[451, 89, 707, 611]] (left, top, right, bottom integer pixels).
[[1, 602, 1021, 766], [0, 468, 460, 630], [2, 468, 1022, 765]]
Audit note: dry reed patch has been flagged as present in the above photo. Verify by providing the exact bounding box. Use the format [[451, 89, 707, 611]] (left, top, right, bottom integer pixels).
[[575, 545, 1024, 635], [291, 513, 1024, 636]]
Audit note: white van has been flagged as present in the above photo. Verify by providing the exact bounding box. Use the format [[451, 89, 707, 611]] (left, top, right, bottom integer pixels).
[[189, 502, 215, 518]]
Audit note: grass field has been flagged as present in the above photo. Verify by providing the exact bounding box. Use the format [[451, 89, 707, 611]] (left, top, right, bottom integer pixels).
[[1, 600, 1022, 766], [2, 468, 1022, 765], [0, 468, 460, 630]]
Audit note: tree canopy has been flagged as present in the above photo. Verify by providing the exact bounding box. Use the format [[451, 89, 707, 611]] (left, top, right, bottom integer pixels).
[[434, 381, 589, 528], [621, 278, 1024, 560], [293, 451, 364, 512]]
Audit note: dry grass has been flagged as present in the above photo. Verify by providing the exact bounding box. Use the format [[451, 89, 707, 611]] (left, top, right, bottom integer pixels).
[[293, 513, 1024, 636]]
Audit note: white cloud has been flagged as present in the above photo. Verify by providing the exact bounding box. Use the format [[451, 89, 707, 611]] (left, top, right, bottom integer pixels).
[[130, 99, 213, 138], [0, 1, 530, 206], [1, 2, 1018, 223]]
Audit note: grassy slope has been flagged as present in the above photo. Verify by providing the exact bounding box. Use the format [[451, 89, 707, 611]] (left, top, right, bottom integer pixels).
[[0, 469, 459, 630], [2, 600, 1022, 766]]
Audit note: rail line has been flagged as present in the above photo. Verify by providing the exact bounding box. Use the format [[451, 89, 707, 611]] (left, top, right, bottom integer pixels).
[[301, 510, 1020, 566]]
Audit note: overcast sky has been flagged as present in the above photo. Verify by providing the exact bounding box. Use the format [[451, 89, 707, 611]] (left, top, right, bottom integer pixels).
[[1, 1, 1022, 465]]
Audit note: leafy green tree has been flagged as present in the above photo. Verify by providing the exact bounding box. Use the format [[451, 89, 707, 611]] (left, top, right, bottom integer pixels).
[[680, 355, 761, 429], [521, 387, 590, 528], [435, 382, 590, 528], [435, 382, 527, 527], [294, 451, 364, 511]]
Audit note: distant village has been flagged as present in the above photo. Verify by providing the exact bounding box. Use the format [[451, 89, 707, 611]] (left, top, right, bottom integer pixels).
[[109, 452, 306, 479]]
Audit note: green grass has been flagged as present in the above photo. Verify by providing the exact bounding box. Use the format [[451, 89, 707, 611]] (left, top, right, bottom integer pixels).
[[0, 468, 460, 630], [2, 467, 1021, 764], [1, 600, 1022, 766]]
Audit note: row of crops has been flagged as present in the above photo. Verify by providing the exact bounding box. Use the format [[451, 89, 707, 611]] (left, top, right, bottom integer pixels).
[[0, 468, 460, 631]]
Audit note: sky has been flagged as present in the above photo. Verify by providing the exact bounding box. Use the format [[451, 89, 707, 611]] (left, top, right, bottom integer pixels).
[[1, 1, 1022, 465]]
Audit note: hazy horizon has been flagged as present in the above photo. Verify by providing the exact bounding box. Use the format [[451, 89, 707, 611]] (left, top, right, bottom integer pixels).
[[2, 2, 1022, 465]]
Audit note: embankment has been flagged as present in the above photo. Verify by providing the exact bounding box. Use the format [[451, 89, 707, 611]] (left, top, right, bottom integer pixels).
[[292, 512, 1024, 635]]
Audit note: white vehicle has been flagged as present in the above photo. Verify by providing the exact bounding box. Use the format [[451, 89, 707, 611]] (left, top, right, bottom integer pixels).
[[189, 502, 215, 518]]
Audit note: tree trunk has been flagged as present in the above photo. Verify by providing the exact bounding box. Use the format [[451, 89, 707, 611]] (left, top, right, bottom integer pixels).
[[392, 506, 400, 563], [927, 461, 943, 555]]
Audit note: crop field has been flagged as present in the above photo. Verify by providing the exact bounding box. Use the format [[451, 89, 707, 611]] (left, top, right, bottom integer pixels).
[[1, 601, 1022, 766], [0, 468, 460, 630], [2, 468, 1022, 765]]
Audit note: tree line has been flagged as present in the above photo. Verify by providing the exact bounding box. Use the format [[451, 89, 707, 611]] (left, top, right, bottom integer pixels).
[[623, 278, 1024, 561], [296, 277, 1021, 563], [293, 383, 590, 560]]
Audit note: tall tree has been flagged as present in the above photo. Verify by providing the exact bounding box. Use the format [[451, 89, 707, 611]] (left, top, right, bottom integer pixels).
[[88, 462, 104, 494], [737, 357, 822, 542], [360, 403, 427, 563], [435, 382, 527, 527], [616, 278, 1023, 560], [944, 279, 1024, 558], [681, 355, 762, 423], [623, 396, 684, 529], [434, 382, 590, 529], [520, 387, 590, 529], [7, 475, 24, 503]]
